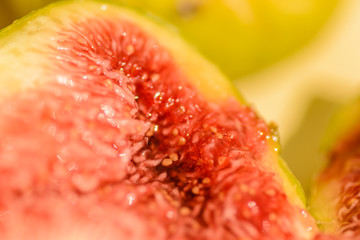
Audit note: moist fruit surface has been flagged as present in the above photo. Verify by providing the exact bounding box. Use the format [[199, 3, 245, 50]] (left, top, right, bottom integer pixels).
[[0, 2, 315, 239]]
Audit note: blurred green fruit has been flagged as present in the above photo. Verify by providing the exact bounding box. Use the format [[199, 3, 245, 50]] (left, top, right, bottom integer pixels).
[[0, 0, 340, 79], [0, 0, 55, 28], [117, 0, 340, 79]]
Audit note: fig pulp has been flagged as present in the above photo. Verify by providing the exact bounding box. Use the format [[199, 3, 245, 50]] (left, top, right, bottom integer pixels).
[[0, 1, 315, 239]]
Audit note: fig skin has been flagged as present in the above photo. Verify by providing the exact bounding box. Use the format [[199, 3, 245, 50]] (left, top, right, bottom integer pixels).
[[0, 0, 340, 79], [0, 1, 316, 239]]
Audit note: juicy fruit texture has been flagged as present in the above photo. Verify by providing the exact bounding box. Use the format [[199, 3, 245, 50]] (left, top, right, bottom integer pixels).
[[310, 101, 360, 238], [0, 0, 340, 78], [0, 1, 315, 239]]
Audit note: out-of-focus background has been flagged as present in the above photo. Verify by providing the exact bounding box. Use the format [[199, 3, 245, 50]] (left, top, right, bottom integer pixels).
[[236, 0, 360, 194], [1, 0, 359, 195]]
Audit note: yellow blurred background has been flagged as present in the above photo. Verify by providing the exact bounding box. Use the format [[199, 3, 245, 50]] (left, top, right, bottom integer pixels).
[[237, 0, 360, 193]]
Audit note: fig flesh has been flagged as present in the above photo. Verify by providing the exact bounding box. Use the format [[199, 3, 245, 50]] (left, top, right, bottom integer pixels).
[[0, 1, 315, 239]]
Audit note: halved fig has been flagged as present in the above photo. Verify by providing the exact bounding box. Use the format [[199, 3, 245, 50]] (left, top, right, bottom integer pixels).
[[0, 1, 316, 239], [310, 100, 360, 238]]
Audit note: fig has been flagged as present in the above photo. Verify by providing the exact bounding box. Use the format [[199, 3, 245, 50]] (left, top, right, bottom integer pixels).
[[309, 100, 360, 237], [0, 1, 316, 239], [0, 0, 340, 79]]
